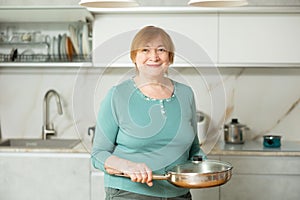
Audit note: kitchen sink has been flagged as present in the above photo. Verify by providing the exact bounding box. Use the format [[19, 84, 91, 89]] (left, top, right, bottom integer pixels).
[[0, 138, 81, 149]]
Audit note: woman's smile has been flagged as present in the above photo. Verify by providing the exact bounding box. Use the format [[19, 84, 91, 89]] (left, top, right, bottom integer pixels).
[[145, 63, 162, 67]]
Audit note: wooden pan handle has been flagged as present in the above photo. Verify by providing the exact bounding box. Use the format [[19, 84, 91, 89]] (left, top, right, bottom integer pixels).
[[114, 173, 169, 180], [152, 174, 169, 180]]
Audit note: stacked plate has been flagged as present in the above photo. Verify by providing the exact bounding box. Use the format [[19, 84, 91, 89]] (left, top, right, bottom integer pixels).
[[68, 23, 90, 60], [50, 23, 90, 62]]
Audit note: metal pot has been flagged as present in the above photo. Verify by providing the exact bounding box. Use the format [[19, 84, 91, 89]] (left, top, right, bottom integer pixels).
[[116, 157, 233, 189], [224, 118, 249, 144], [263, 135, 281, 148]]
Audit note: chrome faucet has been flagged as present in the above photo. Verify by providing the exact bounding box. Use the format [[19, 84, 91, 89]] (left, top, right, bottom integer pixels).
[[0, 119, 2, 141], [42, 89, 63, 140]]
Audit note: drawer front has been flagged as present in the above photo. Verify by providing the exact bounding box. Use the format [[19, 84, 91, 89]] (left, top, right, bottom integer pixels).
[[220, 156, 300, 175], [221, 174, 300, 200]]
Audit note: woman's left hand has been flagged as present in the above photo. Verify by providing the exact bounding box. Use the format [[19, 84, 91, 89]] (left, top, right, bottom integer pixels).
[[105, 155, 153, 187], [123, 161, 153, 187]]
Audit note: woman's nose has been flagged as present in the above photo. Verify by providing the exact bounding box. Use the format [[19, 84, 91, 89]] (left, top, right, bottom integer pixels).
[[149, 49, 159, 60]]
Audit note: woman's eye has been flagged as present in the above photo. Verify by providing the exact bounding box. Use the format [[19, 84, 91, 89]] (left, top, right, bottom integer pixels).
[[139, 47, 167, 54], [141, 48, 150, 53], [157, 48, 167, 53]]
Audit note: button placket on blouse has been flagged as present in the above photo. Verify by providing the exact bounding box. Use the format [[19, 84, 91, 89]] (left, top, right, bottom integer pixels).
[[159, 99, 166, 117]]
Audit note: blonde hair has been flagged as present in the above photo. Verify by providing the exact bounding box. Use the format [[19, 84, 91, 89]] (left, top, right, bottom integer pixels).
[[130, 26, 175, 65]]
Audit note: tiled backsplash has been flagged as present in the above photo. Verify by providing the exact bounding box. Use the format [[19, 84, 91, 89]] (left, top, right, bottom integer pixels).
[[0, 67, 299, 152]]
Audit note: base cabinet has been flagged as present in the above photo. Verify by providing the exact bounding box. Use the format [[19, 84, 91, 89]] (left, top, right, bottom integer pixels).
[[91, 171, 105, 200], [0, 153, 90, 200], [220, 156, 300, 200], [221, 174, 300, 200], [91, 155, 300, 200], [191, 187, 219, 200], [2, 152, 300, 199]]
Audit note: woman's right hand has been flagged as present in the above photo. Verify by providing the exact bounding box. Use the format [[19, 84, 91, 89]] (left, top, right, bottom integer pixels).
[[105, 155, 153, 187]]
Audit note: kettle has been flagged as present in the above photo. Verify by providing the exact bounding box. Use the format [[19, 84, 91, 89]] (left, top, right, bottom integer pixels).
[[196, 111, 208, 145], [88, 125, 95, 143], [224, 118, 249, 144]]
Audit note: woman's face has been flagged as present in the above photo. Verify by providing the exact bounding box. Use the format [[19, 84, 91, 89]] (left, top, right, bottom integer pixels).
[[134, 36, 170, 78]]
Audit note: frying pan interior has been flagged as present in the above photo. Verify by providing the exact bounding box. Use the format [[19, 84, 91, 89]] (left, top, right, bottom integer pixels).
[[171, 160, 232, 174]]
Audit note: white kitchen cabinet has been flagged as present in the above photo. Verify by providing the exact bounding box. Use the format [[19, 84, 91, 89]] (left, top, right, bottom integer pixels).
[[219, 13, 300, 65], [191, 187, 219, 200], [91, 171, 105, 200], [93, 13, 218, 67], [0, 152, 90, 200], [219, 155, 300, 200]]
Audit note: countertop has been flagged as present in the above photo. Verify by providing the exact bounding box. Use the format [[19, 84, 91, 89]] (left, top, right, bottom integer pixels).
[[1, 139, 300, 157], [0, 142, 90, 154], [210, 140, 300, 157]]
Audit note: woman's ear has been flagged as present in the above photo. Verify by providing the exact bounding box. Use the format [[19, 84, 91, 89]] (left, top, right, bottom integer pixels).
[[134, 63, 139, 73]]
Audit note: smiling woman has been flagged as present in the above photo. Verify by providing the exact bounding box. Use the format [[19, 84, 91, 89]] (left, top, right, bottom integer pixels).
[[130, 26, 174, 64], [130, 26, 175, 99], [132, 30, 174, 100], [91, 25, 206, 200]]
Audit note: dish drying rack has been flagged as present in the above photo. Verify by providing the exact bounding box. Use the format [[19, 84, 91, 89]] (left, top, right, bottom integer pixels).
[[0, 53, 91, 63], [0, 22, 92, 63]]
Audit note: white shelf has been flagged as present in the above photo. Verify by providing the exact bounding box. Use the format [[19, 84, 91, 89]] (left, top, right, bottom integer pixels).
[[216, 63, 300, 68], [0, 62, 92, 68], [0, 6, 93, 22], [93, 62, 300, 68], [88, 6, 300, 14]]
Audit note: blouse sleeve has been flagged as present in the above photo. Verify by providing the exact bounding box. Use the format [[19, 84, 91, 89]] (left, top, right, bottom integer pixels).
[[91, 87, 119, 172]]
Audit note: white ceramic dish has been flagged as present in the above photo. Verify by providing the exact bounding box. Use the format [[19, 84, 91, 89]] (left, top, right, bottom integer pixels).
[[82, 24, 90, 59], [57, 34, 62, 59], [69, 24, 79, 54], [52, 36, 58, 59], [77, 26, 82, 55], [61, 34, 67, 58]]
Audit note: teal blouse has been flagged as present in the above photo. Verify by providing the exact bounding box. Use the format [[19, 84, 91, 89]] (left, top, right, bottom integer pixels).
[[91, 78, 206, 198]]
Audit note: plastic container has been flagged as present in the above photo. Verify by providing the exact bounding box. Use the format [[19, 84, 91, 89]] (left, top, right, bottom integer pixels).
[[263, 135, 281, 148]]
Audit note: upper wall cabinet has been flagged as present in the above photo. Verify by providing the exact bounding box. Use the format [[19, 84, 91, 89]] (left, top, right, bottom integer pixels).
[[92, 12, 218, 67], [219, 13, 300, 67]]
